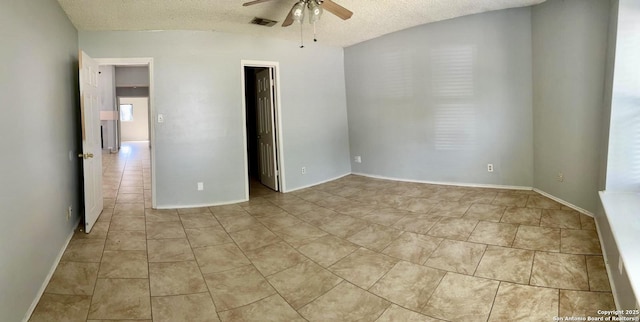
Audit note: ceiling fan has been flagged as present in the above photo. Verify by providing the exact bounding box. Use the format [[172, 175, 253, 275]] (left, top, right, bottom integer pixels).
[[242, 0, 353, 27]]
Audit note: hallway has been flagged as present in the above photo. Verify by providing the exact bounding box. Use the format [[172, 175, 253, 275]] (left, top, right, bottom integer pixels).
[[102, 141, 152, 210]]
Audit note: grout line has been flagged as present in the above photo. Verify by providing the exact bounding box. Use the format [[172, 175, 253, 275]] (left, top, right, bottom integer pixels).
[[584, 254, 592, 292], [44, 168, 613, 320], [227, 238, 304, 318], [176, 195, 224, 321], [418, 270, 447, 314], [487, 281, 502, 321], [472, 244, 489, 277], [241, 197, 403, 318], [560, 228, 564, 253], [529, 251, 538, 286]]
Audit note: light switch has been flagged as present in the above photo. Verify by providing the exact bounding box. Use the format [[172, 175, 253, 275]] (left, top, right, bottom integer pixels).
[[158, 114, 164, 123]]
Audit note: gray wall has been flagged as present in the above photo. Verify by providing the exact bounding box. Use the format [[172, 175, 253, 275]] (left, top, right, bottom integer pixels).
[[0, 0, 80, 320], [115, 66, 150, 87], [79, 31, 351, 207], [344, 8, 533, 187], [605, 0, 640, 191], [99, 65, 118, 150], [531, 0, 611, 213], [116, 86, 150, 97]]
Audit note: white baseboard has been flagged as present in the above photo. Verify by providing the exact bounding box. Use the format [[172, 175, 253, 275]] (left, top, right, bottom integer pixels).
[[284, 173, 352, 193], [155, 175, 593, 219], [350, 173, 595, 216], [23, 217, 80, 322], [532, 188, 594, 217], [350, 172, 533, 191], [154, 198, 249, 210]]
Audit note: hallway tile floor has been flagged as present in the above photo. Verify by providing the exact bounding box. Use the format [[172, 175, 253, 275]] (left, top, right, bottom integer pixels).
[[29, 142, 616, 321]]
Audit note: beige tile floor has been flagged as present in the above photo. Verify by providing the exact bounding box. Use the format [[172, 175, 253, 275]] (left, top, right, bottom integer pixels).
[[29, 141, 616, 321]]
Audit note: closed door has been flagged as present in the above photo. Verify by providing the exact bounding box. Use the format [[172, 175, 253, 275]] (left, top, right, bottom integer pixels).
[[79, 50, 103, 233], [256, 68, 278, 191]]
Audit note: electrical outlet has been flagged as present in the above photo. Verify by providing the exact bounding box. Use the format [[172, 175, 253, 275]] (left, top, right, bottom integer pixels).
[[354, 156, 362, 163], [197, 182, 204, 191], [487, 164, 494, 172], [301, 167, 306, 174], [557, 172, 564, 182], [67, 206, 72, 221]]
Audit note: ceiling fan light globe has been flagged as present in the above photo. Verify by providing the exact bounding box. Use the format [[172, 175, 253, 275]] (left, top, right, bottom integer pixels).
[[292, 1, 306, 23], [308, 0, 323, 23]]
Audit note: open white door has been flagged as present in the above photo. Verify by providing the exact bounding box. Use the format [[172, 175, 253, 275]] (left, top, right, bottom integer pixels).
[[256, 68, 278, 191], [79, 50, 103, 233]]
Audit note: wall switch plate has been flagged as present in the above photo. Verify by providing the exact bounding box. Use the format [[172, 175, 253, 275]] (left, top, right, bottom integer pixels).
[[354, 156, 362, 163], [67, 206, 72, 221], [301, 167, 306, 174], [487, 164, 494, 172], [197, 182, 204, 191], [157, 114, 164, 123]]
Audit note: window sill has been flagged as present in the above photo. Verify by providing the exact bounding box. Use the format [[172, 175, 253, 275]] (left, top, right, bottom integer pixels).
[[599, 191, 640, 299]]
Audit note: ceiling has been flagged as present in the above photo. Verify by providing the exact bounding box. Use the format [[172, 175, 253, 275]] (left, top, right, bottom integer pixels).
[[57, 0, 546, 48]]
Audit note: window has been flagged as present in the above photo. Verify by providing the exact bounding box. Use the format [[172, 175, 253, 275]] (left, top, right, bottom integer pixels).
[[431, 46, 477, 151], [120, 104, 133, 122], [605, 0, 640, 191]]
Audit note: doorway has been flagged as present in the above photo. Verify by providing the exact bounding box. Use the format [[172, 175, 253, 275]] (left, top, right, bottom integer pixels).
[[242, 61, 284, 197], [96, 58, 156, 209]]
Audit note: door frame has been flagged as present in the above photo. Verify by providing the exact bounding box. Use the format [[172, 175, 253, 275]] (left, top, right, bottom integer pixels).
[[96, 57, 157, 208], [241, 60, 285, 198]]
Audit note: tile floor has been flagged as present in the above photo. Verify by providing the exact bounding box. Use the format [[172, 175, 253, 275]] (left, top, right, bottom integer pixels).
[[29, 141, 616, 321]]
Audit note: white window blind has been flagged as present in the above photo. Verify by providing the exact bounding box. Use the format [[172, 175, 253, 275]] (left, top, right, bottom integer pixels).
[[430, 46, 477, 151]]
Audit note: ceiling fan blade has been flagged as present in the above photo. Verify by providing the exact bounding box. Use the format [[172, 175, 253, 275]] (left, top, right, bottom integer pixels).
[[321, 0, 353, 20], [282, 4, 296, 27], [242, 0, 277, 7]]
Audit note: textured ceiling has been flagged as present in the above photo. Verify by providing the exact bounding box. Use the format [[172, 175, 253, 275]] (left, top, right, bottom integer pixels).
[[57, 0, 546, 47]]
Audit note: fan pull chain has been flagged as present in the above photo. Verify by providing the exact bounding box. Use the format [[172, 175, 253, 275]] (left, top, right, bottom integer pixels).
[[300, 21, 304, 48], [313, 22, 318, 42]]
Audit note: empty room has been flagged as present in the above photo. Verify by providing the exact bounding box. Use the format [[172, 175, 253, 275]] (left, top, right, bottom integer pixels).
[[1, 0, 638, 321]]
